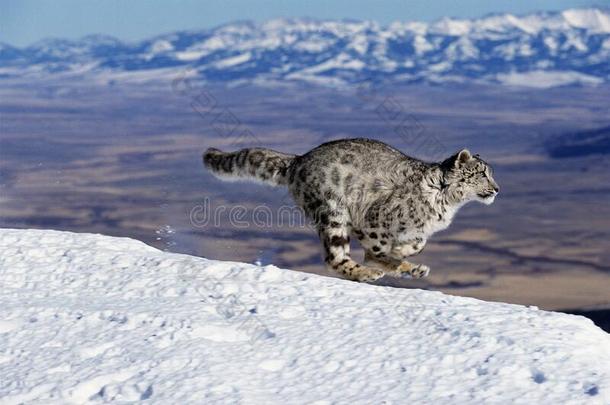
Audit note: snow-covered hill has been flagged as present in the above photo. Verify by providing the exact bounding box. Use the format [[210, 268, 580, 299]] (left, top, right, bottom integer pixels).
[[1, 8, 610, 87], [0, 229, 609, 404]]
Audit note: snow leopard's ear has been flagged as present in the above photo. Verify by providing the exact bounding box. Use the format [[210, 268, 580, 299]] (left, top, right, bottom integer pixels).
[[456, 149, 472, 166], [442, 149, 472, 170]]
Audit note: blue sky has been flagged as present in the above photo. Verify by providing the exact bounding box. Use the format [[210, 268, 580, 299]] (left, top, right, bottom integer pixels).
[[1, 0, 607, 46]]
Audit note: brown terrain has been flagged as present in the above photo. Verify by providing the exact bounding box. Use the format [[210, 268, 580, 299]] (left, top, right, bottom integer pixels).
[[1, 77, 609, 312]]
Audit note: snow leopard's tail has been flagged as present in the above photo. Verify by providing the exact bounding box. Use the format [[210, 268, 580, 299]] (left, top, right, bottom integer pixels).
[[203, 147, 296, 186]]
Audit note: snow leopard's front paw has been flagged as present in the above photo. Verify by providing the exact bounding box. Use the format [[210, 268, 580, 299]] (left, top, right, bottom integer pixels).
[[410, 264, 430, 278], [355, 268, 385, 283]]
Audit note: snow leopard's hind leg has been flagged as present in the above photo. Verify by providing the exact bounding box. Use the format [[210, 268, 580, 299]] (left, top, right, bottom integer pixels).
[[316, 209, 384, 283], [364, 239, 430, 278]]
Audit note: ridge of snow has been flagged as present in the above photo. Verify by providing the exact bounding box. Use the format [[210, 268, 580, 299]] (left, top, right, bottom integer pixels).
[[562, 8, 610, 33], [0, 228, 609, 404], [213, 52, 252, 68], [496, 70, 604, 88]]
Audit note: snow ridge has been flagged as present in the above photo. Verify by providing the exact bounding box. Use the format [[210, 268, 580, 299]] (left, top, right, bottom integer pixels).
[[0, 228, 609, 404], [1, 8, 610, 88]]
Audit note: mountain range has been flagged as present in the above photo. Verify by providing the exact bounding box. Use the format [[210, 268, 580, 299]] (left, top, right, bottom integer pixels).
[[1, 8, 609, 88]]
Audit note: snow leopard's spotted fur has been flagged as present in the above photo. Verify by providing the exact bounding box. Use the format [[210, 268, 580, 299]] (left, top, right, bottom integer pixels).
[[204, 138, 499, 282]]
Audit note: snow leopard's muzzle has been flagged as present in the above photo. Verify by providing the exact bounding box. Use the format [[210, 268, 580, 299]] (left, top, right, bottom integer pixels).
[[477, 185, 499, 205]]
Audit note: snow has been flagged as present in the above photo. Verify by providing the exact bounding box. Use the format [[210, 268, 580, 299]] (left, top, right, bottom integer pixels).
[[296, 53, 365, 75], [92, 67, 189, 85], [1, 228, 609, 404], [562, 8, 610, 33], [429, 9, 610, 36], [544, 35, 559, 53], [213, 52, 252, 68], [413, 35, 434, 55], [347, 34, 370, 55], [427, 61, 452, 72], [496, 70, 604, 88], [293, 37, 333, 53], [174, 50, 208, 61], [149, 40, 174, 54], [431, 17, 472, 36], [444, 37, 479, 60]]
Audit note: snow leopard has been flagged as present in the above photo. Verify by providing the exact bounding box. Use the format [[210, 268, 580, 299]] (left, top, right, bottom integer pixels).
[[203, 138, 499, 282]]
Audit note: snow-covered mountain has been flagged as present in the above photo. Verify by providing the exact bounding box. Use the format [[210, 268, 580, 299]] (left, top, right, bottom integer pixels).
[[1, 228, 609, 403], [2, 9, 610, 88], [1, 8, 610, 88]]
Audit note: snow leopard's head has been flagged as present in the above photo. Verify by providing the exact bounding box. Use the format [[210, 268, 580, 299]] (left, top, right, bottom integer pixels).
[[441, 149, 499, 205]]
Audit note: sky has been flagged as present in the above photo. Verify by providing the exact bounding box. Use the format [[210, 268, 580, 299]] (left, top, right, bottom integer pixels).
[[1, 0, 608, 46]]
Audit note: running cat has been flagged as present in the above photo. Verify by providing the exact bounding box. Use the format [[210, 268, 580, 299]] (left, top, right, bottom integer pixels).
[[203, 138, 499, 282]]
